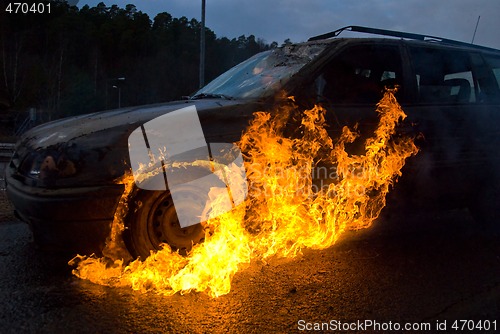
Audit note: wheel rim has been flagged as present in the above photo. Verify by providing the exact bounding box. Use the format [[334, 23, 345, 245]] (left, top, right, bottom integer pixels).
[[147, 191, 206, 254]]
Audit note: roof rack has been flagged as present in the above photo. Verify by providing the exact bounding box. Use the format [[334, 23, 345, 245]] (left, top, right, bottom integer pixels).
[[308, 25, 498, 52]]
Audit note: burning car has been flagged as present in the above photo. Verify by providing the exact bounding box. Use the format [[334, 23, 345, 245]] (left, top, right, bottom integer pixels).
[[5, 26, 500, 260]]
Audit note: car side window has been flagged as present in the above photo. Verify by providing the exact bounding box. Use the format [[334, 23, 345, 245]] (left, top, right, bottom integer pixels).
[[316, 45, 403, 104], [488, 58, 500, 86], [410, 47, 477, 104]]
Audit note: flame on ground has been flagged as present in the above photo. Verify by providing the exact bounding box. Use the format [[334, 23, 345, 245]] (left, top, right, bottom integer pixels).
[[70, 89, 418, 297]]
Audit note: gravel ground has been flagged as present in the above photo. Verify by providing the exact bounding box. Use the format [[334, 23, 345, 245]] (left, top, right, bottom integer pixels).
[[0, 160, 16, 222], [0, 191, 15, 222], [1, 211, 499, 333], [1, 158, 498, 332]]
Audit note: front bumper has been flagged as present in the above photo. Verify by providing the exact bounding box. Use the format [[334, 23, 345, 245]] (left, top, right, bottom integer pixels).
[[6, 172, 124, 255]]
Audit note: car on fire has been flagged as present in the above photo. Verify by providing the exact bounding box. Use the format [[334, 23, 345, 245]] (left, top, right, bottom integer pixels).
[[5, 26, 500, 259]]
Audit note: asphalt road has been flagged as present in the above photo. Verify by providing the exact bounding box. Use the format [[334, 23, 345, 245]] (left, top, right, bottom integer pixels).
[[1, 189, 499, 333]]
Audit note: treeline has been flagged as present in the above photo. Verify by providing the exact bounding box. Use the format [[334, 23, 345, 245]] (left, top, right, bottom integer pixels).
[[0, 0, 277, 123]]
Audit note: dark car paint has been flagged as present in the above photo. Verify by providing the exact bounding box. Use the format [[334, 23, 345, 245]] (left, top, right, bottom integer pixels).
[[6, 37, 500, 255], [6, 98, 268, 253], [288, 39, 500, 201]]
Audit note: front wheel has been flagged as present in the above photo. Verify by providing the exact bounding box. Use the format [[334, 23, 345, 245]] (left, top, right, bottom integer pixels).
[[124, 186, 208, 260]]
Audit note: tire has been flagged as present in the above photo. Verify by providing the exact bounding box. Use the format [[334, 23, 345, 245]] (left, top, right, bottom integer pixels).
[[124, 185, 208, 260]]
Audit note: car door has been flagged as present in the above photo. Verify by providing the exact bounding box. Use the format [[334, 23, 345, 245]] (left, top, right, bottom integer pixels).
[[472, 52, 500, 171], [288, 42, 411, 194], [401, 45, 500, 201], [302, 42, 407, 154]]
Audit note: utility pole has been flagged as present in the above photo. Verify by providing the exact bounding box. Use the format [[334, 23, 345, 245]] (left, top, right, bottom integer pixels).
[[113, 85, 121, 108], [112, 77, 125, 109], [199, 0, 206, 88]]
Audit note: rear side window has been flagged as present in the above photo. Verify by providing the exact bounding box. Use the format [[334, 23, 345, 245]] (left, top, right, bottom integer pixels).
[[410, 47, 476, 104], [493, 67, 500, 85], [316, 45, 403, 104]]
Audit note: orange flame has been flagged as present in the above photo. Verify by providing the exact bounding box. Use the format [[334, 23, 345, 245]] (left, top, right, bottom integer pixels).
[[70, 89, 418, 297]]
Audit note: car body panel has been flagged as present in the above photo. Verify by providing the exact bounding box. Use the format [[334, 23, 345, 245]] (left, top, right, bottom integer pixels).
[[6, 33, 500, 254]]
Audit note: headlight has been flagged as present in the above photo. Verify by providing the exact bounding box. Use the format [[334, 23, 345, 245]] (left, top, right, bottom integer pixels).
[[14, 127, 131, 187], [19, 149, 77, 183], [15, 141, 128, 188], [18, 150, 44, 179]]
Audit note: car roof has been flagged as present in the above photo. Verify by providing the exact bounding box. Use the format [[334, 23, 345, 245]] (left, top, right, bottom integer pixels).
[[306, 25, 500, 54]]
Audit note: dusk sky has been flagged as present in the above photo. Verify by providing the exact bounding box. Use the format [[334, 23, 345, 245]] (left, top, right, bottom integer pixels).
[[78, 0, 500, 50]]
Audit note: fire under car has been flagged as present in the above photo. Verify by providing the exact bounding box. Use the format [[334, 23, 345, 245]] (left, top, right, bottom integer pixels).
[[5, 26, 500, 259]]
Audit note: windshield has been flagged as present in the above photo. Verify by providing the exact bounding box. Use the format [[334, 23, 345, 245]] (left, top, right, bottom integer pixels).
[[192, 43, 328, 100]]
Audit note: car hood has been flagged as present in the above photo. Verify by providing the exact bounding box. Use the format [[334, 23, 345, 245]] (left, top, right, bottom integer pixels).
[[21, 99, 245, 149]]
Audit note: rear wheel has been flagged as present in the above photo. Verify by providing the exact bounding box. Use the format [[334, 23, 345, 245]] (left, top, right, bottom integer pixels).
[[124, 186, 208, 260]]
